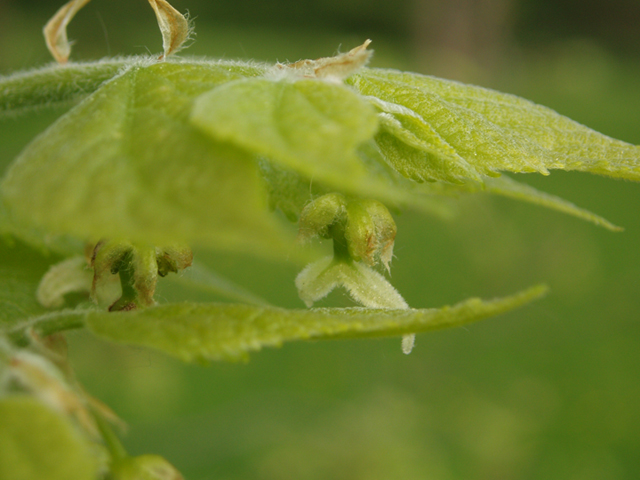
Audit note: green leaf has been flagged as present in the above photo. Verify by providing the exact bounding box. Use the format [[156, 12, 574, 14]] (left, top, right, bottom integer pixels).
[[355, 139, 456, 219], [0, 60, 127, 118], [85, 285, 548, 362], [0, 58, 267, 118], [258, 140, 455, 222], [412, 174, 622, 231], [349, 68, 640, 182], [0, 240, 56, 331], [1, 62, 293, 257], [483, 175, 623, 231], [257, 159, 327, 222], [191, 77, 389, 199], [4, 58, 633, 244], [0, 184, 83, 256], [0, 396, 100, 480], [0, 238, 88, 345]]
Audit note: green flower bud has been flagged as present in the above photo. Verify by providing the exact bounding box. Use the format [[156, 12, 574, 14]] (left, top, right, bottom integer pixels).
[[297, 194, 397, 271], [297, 193, 347, 242], [344, 199, 396, 271], [90, 241, 192, 311], [296, 194, 413, 352], [155, 245, 194, 277]]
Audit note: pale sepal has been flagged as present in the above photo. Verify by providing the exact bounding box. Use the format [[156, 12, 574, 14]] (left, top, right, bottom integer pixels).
[[295, 257, 407, 312], [36, 256, 92, 308], [43, 0, 92, 64]]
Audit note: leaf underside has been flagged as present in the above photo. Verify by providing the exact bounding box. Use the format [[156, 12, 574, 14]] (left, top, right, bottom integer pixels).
[[0, 61, 127, 118], [2, 58, 637, 251], [1, 237, 547, 358], [61, 284, 548, 362], [348, 69, 640, 183], [1, 62, 295, 256], [0, 56, 634, 361], [0, 240, 55, 330]]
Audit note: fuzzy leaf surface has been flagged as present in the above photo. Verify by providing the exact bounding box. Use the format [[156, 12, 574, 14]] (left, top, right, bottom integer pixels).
[[2, 57, 637, 253], [0, 240, 55, 331], [85, 285, 547, 362], [0, 60, 129, 118], [190, 77, 392, 200], [349, 69, 640, 183], [1, 62, 293, 256]]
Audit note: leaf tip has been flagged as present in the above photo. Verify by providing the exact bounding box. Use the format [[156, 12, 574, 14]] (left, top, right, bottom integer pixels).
[[603, 222, 624, 232], [519, 283, 550, 303]]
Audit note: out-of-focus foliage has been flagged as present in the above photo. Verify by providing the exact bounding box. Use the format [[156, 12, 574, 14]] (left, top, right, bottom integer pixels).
[[0, 396, 101, 480]]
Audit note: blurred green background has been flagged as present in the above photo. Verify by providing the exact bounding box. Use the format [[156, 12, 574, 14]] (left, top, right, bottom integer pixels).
[[1, 0, 639, 478]]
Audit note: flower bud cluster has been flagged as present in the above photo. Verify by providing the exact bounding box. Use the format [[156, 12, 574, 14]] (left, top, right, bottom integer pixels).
[[296, 193, 415, 353], [298, 193, 397, 272], [90, 241, 192, 311]]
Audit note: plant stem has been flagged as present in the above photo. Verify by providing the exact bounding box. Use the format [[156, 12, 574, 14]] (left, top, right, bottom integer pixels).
[[7, 311, 87, 345], [93, 409, 128, 463]]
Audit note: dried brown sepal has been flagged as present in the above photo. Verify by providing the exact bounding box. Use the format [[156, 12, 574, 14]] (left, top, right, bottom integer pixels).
[[148, 0, 191, 60], [274, 40, 373, 82], [43, 0, 189, 63], [43, 0, 92, 63]]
